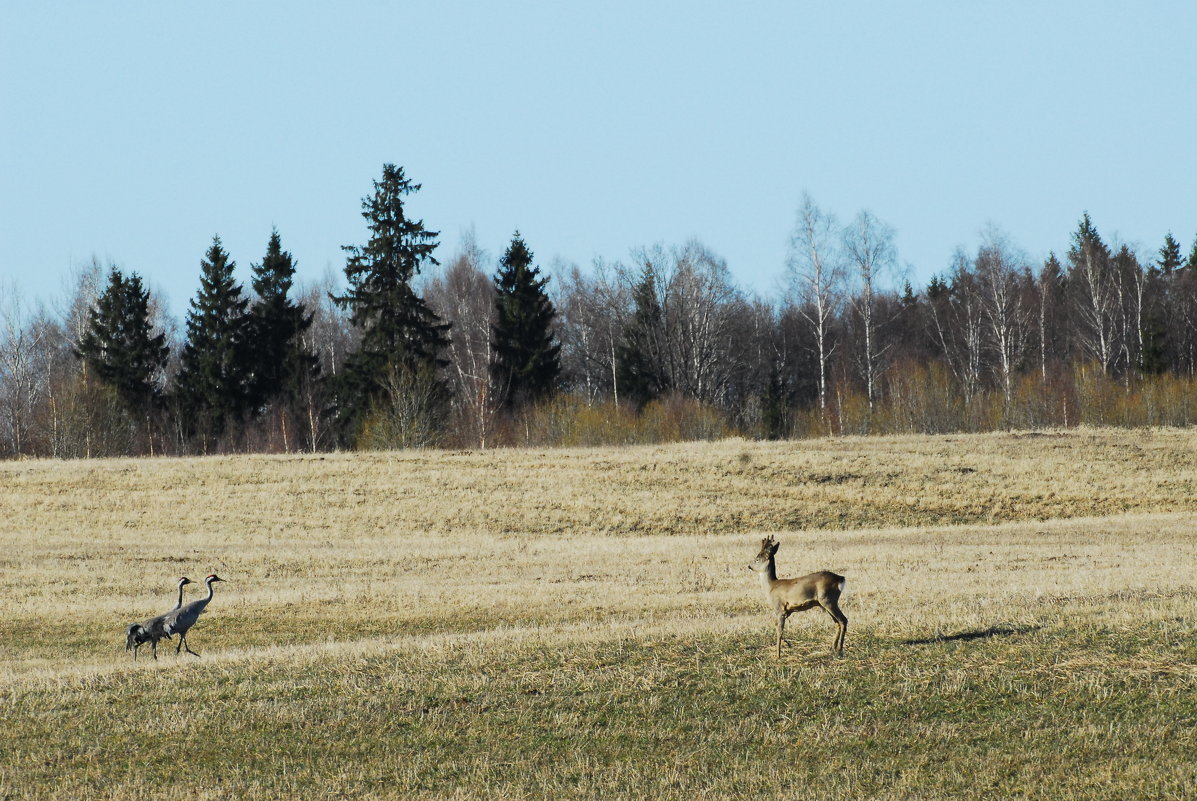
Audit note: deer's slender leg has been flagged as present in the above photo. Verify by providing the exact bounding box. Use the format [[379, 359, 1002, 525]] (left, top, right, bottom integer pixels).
[[776, 613, 786, 659], [820, 600, 848, 653]]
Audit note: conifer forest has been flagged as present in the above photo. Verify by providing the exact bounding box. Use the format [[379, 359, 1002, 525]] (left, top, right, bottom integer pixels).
[[3, 164, 1197, 459]]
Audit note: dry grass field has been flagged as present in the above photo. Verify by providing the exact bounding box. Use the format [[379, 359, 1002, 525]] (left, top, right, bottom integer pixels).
[[2, 427, 1196, 799]]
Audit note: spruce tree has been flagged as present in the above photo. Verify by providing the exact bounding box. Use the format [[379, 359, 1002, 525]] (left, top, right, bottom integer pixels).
[[1140, 268, 1169, 374], [77, 267, 169, 414], [1140, 233, 1183, 374], [615, 265, 669, 408], [1159, 233, 1183, 275], [490, 233, 561, 409], [247, 228, 318, 411], [333, 164, 450, 439], [176, 236, 253, 445], [1068, 213, 1111, 267]]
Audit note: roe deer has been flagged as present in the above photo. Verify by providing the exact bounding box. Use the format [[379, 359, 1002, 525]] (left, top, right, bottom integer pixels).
[[748, 535, 846, 657]]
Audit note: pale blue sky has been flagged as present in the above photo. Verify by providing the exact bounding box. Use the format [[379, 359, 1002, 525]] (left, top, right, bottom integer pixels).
[[2, 2, 1195, 319]]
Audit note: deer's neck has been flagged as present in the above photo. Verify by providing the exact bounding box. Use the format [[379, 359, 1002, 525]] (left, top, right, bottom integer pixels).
[[758, 558, 779, 592]]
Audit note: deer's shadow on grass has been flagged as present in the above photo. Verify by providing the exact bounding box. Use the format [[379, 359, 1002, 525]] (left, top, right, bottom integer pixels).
[[901, 625, 1040, 646]]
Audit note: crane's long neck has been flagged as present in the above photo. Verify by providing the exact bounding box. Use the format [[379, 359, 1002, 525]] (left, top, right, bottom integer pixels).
[[175, 582, 187, 610], [200, 579, 216, 607]]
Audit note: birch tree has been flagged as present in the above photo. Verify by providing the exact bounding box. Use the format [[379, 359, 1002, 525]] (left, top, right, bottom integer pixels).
[[1067, 213, 1118, 372], [554, 258, 628, 404], [0, 286, 52, 456], [974, 228, 1033, 401], [786, 193, 843, 415], [658, 241, 739, 405], [424, 232, 501, 446], [843, 210, 896, 410], [926, 251, 986, 400]]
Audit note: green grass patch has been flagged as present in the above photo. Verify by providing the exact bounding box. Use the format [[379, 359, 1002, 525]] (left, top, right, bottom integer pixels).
[[3, 616, 1195, 800]]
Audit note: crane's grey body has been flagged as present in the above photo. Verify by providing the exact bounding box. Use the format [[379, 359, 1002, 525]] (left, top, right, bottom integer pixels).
[[126, 577, 191, 661], [160, 573, 223, 656]]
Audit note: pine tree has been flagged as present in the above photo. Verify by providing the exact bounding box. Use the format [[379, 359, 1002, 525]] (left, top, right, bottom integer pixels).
[[76, 267, 169, 414], [247, 229, 318, 411], [615, 265, 669, 407], [333, 164, 450, 440], [490, 233, 560, 410], [176, 236, 253, 445]]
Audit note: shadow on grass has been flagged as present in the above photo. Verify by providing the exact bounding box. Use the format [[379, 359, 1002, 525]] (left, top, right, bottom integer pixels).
[[901, 625, 1039, 646]]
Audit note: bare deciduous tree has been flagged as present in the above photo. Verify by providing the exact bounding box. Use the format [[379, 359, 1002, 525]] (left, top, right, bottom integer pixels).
[[552, 258, 628, 404], [974, 227, 1033, 401], [0, 285, 54, 456], [1068, 214, 1119, 373], [786, 193, 843, 416], [297, 268, 356, 451], [657, 241, 740, 405], [424, 231, 502, 447], [927, 250, 986, 401], [843, 210, 897, 410]]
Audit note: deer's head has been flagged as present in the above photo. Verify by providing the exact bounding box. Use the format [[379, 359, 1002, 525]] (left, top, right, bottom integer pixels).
[[748, 536, 779, 572]]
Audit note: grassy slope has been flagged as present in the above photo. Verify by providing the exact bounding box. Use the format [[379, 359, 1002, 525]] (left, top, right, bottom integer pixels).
[[1, 428, 1196, 799]]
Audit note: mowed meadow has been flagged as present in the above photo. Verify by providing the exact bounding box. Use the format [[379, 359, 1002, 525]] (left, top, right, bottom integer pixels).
[[2, 428, 1197, 800]]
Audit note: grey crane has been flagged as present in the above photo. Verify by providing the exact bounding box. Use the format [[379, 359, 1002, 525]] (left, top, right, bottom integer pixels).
[[161, 573, 224, 656], [126, 576, 192, 661]]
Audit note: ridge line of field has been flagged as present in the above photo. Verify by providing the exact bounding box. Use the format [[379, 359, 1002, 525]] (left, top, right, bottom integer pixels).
[[751, 509, 1197, 540]]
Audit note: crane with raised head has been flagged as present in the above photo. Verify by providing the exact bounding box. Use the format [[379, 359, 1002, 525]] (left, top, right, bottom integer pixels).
[[161, 573, 224, 656]]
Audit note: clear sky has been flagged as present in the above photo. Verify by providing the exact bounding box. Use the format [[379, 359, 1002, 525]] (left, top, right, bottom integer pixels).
[[2, 2, 1195, 320]]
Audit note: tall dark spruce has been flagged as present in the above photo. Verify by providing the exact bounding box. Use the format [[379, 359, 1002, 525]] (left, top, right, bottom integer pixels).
[[490, 232, 560, 410], [332, 164, 450, 441], [1138, 234, 1181, 374], [247, 228, 318, 411], [615, 264, 669, 408], [175, 236, 253, 446], [76, 267, 169, 415]]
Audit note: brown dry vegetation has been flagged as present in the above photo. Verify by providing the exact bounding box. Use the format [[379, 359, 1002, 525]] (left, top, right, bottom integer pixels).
[[1, 427, 1196, 799]]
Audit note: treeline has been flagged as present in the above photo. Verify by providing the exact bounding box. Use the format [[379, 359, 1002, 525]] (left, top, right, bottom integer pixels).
[[3, 166, 1197, 459]]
